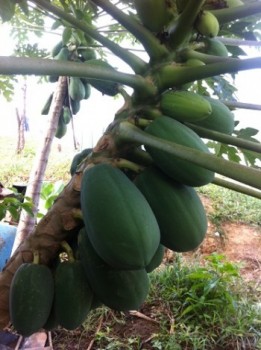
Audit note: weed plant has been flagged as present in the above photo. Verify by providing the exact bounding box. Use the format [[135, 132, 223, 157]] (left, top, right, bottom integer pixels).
[[148, 254, 260, 350]]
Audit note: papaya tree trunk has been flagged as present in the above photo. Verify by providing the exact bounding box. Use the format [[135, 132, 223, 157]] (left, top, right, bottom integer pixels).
[[11, 76, 68, 255]]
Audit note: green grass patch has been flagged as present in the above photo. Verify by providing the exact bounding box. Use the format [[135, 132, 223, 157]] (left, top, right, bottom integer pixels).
[[198, 183, 261, 226]]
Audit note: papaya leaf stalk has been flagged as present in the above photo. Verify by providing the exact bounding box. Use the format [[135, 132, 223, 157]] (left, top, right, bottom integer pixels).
[[31, 0, 148, 75], [167, 0, 206, 50], [90, 0, 170, 62], [155, 56, 261, 91], [0, 56, 157, 101], [116, 121, 261, 190], [212, 177, 261, 200], [211, 2, 261, 24], [186, 123, 261, 153]]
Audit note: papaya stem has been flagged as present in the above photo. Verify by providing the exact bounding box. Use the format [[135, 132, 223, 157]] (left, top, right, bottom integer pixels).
[[212, 177, 261, 200], [155, 56, 261, 91], [60, 241, 75, 262], [116, 121, 261, 190], [167, 0, 206, 50], [0, 56, 157, 99], [32, 251, 40, 265], [90, 0, 170, 62], [186, 123, 261, 153], [178, 48, 231, 64], [222, 100, 261, 111], [114, 158, 144, 173], [30, 0, 147, 75], [211, 2, 261, 24]]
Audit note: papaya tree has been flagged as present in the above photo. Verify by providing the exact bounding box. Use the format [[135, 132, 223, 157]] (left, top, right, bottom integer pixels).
[[0, 0, 261, 334]]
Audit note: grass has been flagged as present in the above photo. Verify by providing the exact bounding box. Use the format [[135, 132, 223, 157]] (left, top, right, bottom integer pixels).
[[198, 184, 261, 226], [0, 135, 73, 187]]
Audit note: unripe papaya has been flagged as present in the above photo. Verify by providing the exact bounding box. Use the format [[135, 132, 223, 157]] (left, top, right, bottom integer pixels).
[[54, 260, 93, 330], [80, 163, 160, 269], [41, 93, 53, 115], [190, 96, 235, 134], [68, 77, 86, 101], [51, 41, 64, 58], [10, 261, 54, 336], [55, 115, 67, 139], [159, 90, 212, 122], [78, 228, 150, 311], [198, 37, 229, 57], [70, 148, 92, 175], [82, 59, 119, 96], [145, 243, 165, 273], [226, 0, 244, 7], [195, 11, 220, 37], [83, 82, 91, 99], [54, 46, 70, 61], [133, 0, 171, 32], [145, 116, 215, 186], [70, 98, 81, 115], [79, 47, 97, 61], [62, 106, 72, 125], [135, 167, 208, 252]]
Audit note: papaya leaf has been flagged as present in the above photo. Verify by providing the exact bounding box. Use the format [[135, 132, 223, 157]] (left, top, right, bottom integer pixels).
[[226, 45, 247, 57], [17, 0, 29, 16], [240, 149, 261, 168], [234, 127, 260, 139], [0, 0, 16, 22], [51, 19, 62, 30]]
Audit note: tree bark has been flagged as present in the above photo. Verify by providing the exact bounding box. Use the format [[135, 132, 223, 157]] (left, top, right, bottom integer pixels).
[[11, 77, 68, 255]]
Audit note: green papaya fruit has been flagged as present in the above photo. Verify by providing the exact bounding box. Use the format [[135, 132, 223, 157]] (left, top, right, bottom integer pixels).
[[55, 114, 67, 139], [54, 260, 93, 330], [189, 96, 235, 134], [78, 227, 150, 311], [70, 148, 92, 176], [133, 0, 171, 32], [145, 116, 215, 187], [135, 167, 208, 252], [159, 90, 212, 122], [79, 47, 97, 61], [70, 98, 81, 115], [80, 163, 160, 269], [41, 93, 53, 115], [62, 106, 72, 124], [198, 37, 229, 57], [10, 261, 54, 336], [68, 77, 86, 101], [82, 59, 119, 96], [195, 11, 220, 37]]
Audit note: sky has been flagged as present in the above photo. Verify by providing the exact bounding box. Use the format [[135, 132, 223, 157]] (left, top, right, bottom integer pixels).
[[0, 19, 260, 151]]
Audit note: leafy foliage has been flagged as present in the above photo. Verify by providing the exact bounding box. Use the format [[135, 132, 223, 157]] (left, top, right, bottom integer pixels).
[[0, 195, 33, 222], [0, 75, 18, 101]]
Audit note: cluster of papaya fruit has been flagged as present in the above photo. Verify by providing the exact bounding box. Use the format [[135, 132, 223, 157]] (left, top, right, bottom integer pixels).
[[41, 40, 119, 139], [9, 0, 244, 336]]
